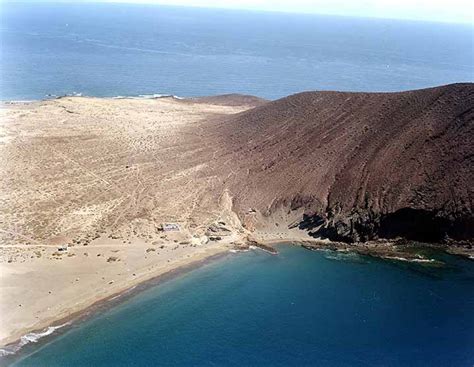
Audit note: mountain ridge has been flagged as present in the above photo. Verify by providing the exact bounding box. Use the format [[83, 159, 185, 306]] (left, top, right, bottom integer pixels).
[[208, 82, 474, 243]]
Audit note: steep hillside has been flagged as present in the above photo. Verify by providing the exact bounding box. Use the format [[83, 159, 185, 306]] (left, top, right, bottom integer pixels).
[[211, 83, 474, 243]]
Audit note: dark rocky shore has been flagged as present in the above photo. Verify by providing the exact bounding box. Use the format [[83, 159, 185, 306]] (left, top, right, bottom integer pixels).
[[205, 83, 473, 248]]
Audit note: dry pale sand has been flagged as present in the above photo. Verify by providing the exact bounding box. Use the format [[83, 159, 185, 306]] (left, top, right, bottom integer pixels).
[[0, 96, 256, 348], [3, 86, 472, 350]]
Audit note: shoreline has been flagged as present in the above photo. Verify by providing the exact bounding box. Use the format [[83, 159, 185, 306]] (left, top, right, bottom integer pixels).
[[0, 92, 185, 104], [0, 97, 257, 355], [0, 237, 315, 358], [253, 234, 474, 262], [0, 246, 232, 362], [2, 235, 472, 362]]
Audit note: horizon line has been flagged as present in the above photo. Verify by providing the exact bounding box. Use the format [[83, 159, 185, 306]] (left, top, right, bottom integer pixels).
[[4, 1, 474, 26]]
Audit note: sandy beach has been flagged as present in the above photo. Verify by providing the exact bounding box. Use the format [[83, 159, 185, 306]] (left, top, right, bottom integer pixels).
[[1, 87, 473, 353], [0, 239, 231, 348], [0, 96, 259, 349]]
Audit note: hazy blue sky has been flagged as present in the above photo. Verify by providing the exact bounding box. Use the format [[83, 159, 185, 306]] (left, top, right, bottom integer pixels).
[[8, 0, 474, 24]]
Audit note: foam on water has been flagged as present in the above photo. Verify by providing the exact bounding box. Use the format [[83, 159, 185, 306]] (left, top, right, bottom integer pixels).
[[6, 245, 474, 367], [319, 249, 367, 263], [113, 93, 184, 100], [0, 324, 69, 357], [1, 3, 472, 101], [383, 256, 436, 263]]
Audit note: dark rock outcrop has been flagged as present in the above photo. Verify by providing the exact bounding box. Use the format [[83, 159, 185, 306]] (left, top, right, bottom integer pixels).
[[209, 83, 474, 244]]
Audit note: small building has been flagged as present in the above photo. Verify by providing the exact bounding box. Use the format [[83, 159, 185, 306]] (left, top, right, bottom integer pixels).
[[162, 223, 180, 232]]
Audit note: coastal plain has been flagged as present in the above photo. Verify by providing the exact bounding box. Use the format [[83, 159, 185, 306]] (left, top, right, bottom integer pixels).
[[0, 95, 264, 348], [1, 84, 473, 351]]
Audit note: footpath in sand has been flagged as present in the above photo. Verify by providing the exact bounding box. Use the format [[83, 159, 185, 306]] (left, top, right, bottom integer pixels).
[[0, 96, 259, 348], [2, 84, 473, 350]]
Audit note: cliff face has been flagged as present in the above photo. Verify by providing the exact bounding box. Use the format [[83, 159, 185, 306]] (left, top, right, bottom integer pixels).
[[212, 83, 474, 243]]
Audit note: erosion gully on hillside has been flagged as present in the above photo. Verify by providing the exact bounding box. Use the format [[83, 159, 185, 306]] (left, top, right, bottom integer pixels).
[[0, 83, 472, 349], [1, 84, 473, 252], [207, 83, 473, 245]]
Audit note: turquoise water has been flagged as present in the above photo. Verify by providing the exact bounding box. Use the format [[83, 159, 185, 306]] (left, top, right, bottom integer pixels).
[[10, 246, 474, 366], [1, 3, 473, 100], [2, 4, 474, 365]]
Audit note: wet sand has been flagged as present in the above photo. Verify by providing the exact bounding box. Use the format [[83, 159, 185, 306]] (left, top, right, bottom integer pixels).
[[1, 247, 232, 362], [1, 89, 472, 355], [0, 96, 257, 349]]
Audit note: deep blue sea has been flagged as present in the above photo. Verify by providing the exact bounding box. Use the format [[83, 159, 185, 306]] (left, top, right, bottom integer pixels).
[[1, 3, 474, 366], [9, 245, 474, 366], [0, 2, 473, 100]]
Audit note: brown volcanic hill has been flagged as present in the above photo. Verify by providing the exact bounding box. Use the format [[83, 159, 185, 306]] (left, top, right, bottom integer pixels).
[[209, 83, 474, 243]]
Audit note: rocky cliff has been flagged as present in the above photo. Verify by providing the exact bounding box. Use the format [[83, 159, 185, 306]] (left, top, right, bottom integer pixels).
[[211, 83, 473, 243]]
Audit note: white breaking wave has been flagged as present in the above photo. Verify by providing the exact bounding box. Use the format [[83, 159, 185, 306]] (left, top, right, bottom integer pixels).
[[322, 251, 363, 262], [43, 93, 184, 101], [139, 94, 184, 100], [383, 256, 436, 263], [229, 249, 250, 253], [45, 92, 83, 99], [112, 93, 185, 100], [0, 323, 69, 357], [1, 100, 36, 104]]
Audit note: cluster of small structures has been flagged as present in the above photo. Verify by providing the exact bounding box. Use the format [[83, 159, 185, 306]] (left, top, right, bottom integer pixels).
[[161, 223, 180, 232]]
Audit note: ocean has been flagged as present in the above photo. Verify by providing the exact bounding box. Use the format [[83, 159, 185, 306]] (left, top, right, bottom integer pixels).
[[1, 3, 474, 366], [9, 245, 474, 366], [1, 2, 473, 101]]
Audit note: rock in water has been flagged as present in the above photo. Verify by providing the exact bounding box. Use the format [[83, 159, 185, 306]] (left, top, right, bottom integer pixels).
[[211, 83, 473, 244]]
